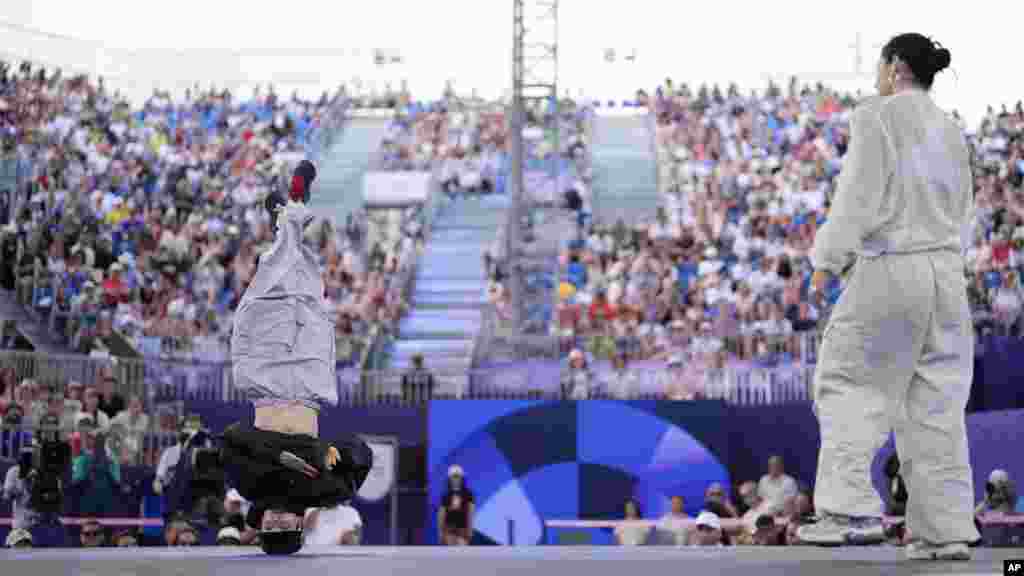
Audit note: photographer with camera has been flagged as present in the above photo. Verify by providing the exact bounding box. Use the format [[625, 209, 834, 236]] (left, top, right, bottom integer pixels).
[[162, 416, 225, 527], [2, 416, 72, 546], [975, 469, 1021, 516], [71, 421, 121, 516]]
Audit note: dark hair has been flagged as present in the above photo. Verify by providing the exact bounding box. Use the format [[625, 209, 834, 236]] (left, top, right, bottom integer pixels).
[[881, 33, 951, 90], [624, 498, 642, 518]]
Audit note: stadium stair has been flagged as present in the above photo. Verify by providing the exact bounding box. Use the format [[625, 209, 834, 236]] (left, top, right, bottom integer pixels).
[[0, 290, 72, 354], [590, 114, 660, 222], [387, 195, 510, 396], [310, 118, 392, 223]]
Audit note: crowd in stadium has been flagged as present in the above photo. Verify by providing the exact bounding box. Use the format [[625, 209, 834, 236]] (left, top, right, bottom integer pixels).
[[378, 99, 509, 199], [553, 78, 1024, 399], [0, 59, 414, 366], [1, 54, 1023, 548]]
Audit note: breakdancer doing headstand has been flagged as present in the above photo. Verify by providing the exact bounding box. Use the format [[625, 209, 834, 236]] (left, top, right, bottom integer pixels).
[[222, 160, 373, 555]]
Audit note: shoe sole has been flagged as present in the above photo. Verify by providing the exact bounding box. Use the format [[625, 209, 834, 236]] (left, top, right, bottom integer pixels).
[[906, 548, 971, 561], [796, 531, 886, 547]]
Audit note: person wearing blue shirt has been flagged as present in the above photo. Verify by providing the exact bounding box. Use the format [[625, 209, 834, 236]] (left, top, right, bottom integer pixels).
[[566, 253, 587, 290]]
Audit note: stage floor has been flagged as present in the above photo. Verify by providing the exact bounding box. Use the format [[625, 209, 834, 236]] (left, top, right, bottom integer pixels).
[[2, 546, 1022, 576]]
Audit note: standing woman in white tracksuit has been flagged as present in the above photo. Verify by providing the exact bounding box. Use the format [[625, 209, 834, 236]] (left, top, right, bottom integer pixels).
[[796, 34, 980, 561]]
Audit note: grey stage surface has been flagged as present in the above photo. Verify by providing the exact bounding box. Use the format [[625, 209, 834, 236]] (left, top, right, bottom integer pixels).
[[3, 546, 1022, 575]]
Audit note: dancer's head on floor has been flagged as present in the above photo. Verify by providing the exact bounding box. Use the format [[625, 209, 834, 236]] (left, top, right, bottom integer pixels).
[[256, 507, 305, 555], [877, 33, 952, 96]]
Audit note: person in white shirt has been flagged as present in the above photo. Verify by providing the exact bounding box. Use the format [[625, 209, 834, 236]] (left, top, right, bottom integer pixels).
[[614, 499, 650, 546], [153, 430, 186, 496], [757, 456, 798, 515], [659, 495, 690, 546], [304, 504, 363, 546], [3, 457, 41, 531], [606, 354, 639, 400], [110, 395, 149, 463]]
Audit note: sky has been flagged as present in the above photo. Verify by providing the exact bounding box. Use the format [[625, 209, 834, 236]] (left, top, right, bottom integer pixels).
[[1, 0, 1021, 128]]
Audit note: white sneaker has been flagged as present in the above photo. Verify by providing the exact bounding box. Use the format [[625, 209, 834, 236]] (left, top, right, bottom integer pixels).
[[905, 541, 971, 561], [795, 514, 886, 546]]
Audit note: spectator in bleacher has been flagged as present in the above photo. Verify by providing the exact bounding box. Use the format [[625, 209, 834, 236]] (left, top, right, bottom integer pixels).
[[438, 465, 474, 546], [561, 348, 594, 400], [662, 354, 704, 401], [77, 386, 110, 430], [658, 495, 690, 546], [71, 425, 121, 516], [976, 469, 1021, 515], [691, 511, 726, 547], [78, 518, 107, 547], [401, 354, 436, 403], [5, 65, 348, 361], [110, 394, 148, 463], [97, 369, 126, 419], [990, 270, 1023, 335], [32, 387, 74, 433], [605, 353, 638, 399], [702, 349, 734, 399], [757, 455, 798, 515], [64, 380, 83, 412], [614, 499, 649, 546], [703, 482, 738, 519]]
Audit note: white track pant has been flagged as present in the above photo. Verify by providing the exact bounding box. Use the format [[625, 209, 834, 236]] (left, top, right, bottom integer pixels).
[[812, 250, 979, 544]]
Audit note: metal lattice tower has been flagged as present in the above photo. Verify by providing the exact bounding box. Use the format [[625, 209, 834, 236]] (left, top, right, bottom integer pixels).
[[506, 0, 558, 344]]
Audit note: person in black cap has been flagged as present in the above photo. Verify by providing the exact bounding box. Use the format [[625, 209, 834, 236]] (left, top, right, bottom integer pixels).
[[227, 160, 373, 555]]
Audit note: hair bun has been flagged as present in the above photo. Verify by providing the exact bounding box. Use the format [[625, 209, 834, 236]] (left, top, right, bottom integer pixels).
[[931, 47, 951, 73]]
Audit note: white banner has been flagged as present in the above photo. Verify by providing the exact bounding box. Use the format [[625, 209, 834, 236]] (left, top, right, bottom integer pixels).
[[357, 439, 396, 502], [363, 171, 432, 207]]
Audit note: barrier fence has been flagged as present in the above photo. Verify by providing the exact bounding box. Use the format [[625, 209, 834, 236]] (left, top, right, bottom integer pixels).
[[0, 423, 181, 466], [541, 516, 1024, 547], [1, 348, 818, 408]]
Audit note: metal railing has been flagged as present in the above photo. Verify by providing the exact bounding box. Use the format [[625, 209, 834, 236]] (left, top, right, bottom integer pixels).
[[0, 423, 181, 468], [1, 346, 818, 408]]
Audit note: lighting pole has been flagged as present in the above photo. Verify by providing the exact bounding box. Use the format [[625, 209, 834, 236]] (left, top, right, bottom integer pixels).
[[508, 0, 558, 352]]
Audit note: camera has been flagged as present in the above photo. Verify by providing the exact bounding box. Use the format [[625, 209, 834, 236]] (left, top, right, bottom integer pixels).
[[19, 435, 71, 516]]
